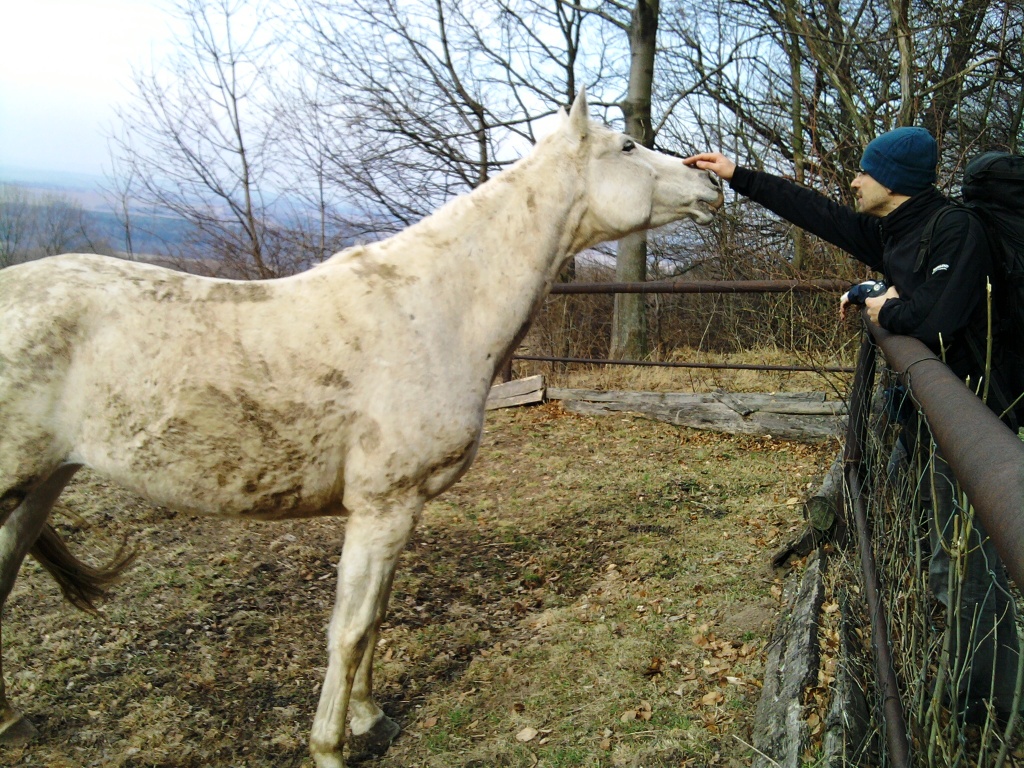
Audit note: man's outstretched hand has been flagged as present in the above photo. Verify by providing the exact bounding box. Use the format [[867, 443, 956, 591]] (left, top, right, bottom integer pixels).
[[683, 152, 737, 181]]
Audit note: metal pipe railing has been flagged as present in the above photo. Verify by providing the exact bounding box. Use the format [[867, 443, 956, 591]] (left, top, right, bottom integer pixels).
[[549, 278, 849, 295], [513, 278, 853, 377], [868, 323, 1024, 587]]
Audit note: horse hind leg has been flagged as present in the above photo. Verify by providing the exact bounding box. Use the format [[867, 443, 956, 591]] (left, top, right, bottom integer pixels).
[[0, 463, 80, 743], [0, 463, 133, 744]]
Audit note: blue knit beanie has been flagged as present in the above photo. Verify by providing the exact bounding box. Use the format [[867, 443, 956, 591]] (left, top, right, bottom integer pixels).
[[860, 127, 938, 196]]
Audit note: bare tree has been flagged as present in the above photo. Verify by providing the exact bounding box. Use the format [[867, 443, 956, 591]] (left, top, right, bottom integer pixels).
[[651, 0, 1022, 294], [576, 0, 663, 360], [294, 0, 543, 239], [35, 194, 94, 257], [0, 184, 36, 268], [663, 0, 1023, 179], [102, 136, 139, 260], [111, 0, 292, 277]]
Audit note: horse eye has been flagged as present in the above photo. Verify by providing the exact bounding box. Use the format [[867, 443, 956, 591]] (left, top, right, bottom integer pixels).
[[623, 139, 635, 152]]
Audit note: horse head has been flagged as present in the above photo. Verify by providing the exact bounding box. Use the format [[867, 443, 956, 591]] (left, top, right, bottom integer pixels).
[[559, 89, 723, 249]]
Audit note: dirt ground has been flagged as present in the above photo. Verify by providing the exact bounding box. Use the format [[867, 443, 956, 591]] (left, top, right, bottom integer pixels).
[[2, 402, 836, 768]]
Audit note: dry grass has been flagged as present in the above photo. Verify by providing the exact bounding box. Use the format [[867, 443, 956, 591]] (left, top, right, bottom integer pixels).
[[2, 402, 838, 768], [515, 345, 856, 401]]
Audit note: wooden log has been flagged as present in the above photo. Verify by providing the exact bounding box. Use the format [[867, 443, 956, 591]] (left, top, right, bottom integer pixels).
[[820, 582, 873, 765], [486, 374, 545, 410], [546, 388, 847, 416], [752, 556, 825, 767], [805, 456, 844, 532], [559, 396, 843, 440], [563, 398, 746, 431]]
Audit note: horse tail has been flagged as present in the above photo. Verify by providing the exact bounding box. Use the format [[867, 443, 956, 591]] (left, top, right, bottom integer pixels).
[[29, 524, 137, 614]]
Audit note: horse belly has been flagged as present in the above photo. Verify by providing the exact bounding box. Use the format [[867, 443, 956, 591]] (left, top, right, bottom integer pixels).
[[83, 432, 348, 521], [69, 377, 352, 521]]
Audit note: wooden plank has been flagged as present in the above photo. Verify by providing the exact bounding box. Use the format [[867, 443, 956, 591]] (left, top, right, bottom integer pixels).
[[489, 374, 544, 400], [485, 390, 545, 411], [547, 388, 717, 405], [486, 375, 545, 410], [749, 412, 844, 440], [758, 401, 847, 416]]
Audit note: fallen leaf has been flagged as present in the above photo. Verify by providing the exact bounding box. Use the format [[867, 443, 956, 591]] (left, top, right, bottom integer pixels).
[[700, 690, 725, 706], [516, 726, 539, 742]]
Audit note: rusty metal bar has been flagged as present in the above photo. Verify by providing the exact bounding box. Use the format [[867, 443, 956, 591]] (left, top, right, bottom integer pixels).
[[848, 463, 913, 767], [511, 279, 851, 378], [840, 333, 880, 541], [549, 278, 849, 295], [868, 323, 1024, 588], [843, 333, 913, 768], [512, 354, 854, 374]]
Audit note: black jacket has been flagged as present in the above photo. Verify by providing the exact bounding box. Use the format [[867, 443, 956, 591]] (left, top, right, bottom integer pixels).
[[730, 166, 1017, 417]]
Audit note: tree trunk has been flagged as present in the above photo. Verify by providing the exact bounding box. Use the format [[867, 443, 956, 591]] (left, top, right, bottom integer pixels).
[[611, 0, 659, 360], [779, 0, 806, 272]]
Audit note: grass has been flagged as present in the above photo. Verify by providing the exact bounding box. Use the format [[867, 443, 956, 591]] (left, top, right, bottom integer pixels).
[[516, 343, 856, 399], [2, 399, 838, 768]]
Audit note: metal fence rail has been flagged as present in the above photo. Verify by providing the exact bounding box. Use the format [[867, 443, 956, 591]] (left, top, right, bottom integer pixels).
[[548, 278, 850, 295], [515, 278, 853, 376], [842, 320, 1024, 766]]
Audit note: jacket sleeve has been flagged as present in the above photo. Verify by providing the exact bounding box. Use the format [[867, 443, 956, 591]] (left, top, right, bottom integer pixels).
[[730, 167, 885, 270], [877, 208, 991, 346]]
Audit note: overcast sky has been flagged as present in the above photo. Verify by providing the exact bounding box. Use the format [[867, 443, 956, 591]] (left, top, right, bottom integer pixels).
[[0, 0, 180, 178]]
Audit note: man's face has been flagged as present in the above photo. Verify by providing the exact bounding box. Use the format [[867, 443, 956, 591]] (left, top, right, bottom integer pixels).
[[851, 171, 899, 217]]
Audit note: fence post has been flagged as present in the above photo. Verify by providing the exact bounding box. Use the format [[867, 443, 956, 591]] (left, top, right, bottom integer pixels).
[[843, 331, 913, 768]]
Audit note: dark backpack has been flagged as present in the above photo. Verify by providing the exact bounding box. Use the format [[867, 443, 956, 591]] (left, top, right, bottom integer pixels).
[[915, 151, 1024, 416]]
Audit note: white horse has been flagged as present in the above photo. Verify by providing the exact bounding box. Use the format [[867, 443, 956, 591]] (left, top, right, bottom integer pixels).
[[0, 91, 721, 767]]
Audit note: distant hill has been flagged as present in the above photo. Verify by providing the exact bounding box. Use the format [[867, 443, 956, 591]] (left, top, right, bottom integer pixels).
[[81, 208, 195, 255], [1, 165, 367, 261], [1, 164, 194, 254], [0, 165, 112, 209], [0, 164, 104, 191]]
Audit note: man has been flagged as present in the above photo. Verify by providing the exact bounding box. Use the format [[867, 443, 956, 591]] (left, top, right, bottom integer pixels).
[[685, 130, 1022, 724]]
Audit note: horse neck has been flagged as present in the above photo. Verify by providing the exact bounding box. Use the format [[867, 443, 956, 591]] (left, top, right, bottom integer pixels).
[[408, 143, 584, 280], [385, 143, 586, 364]]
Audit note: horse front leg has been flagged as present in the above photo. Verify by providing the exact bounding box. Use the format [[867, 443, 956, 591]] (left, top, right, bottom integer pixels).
[[309, 496, 419, 768], [345, 567, 401, 761]]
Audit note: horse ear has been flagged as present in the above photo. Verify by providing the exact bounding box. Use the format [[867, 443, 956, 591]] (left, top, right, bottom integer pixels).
[[567, 89, 590, 141]]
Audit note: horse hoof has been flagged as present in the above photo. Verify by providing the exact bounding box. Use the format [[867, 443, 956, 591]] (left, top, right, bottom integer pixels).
[[0, 712, 37, 745], [348, 714, 400, 762]]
